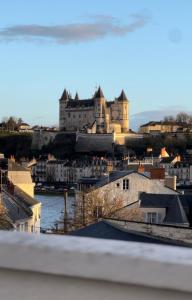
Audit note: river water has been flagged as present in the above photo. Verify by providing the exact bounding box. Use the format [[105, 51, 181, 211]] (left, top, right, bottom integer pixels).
[[36, 194, 75, 230]]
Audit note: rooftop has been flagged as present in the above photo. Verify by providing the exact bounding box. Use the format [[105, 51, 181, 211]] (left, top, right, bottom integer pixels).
[[71, 220, 190, 247]]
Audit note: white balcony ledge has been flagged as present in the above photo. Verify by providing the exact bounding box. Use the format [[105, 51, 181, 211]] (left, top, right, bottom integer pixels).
[[1, 231, 192, 300]]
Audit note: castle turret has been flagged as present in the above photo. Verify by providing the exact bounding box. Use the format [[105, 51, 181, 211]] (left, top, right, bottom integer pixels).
[[75, 92, 79, 100], [117, 90, 129, 133], [94, 87, 107, 133], [60, 89, 69, 102], [59, 89, 69, 130]]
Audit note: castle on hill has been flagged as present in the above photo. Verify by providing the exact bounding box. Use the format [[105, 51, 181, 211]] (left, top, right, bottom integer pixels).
[[59, 87, 129, 134]]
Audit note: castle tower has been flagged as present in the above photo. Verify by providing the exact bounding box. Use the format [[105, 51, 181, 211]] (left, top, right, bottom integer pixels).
[[59, 89, 69, 130], [93, 87, 107, 133], [117, 90, 129, 132], [75, 92, 79, 100]]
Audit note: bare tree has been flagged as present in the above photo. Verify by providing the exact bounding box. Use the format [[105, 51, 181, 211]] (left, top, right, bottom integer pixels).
[[176, 112, 191, 124], [163, 115, 175, 123], [113, 204, 145, 222], [73, 187, 124, 230]]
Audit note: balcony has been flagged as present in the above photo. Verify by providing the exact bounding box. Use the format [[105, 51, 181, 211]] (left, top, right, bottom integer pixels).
[[0, 231, 192, 300]]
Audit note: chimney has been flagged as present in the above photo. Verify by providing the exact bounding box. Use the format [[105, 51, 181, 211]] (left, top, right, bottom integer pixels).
[[138, 164, 145, 174], [165, 176, 177, 191], [150, 168, 165, 180]]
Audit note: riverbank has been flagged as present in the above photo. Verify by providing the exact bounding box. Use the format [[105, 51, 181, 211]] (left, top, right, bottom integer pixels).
[[35, 189, 76, 196]]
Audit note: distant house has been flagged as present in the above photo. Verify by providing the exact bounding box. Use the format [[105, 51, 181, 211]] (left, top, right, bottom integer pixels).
[[159, 156, 192, 185], [1, 188, 40, 233], [46, 158, 109, 184], [18, 122, 33, 132], [168, 162, 192, 185], [139, 121, 183, 134], [113, 192, 192, 228], [1, 160, 42, 233]]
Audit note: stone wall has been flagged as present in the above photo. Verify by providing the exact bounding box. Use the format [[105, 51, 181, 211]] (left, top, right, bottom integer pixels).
[[75, 133, 114, 153], [32, 130, 57, 150]]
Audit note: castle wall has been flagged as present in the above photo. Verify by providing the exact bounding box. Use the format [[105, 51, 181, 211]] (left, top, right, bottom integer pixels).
[[114, 133, 144, 145], [75, 133, 114, 153], [63, 108, 95, 131], [32, 130, 57, 150]]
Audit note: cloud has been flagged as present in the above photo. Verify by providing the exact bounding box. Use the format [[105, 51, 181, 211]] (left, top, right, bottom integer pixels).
[[0, 14, 150, 45], [130, 106, 190, 130]]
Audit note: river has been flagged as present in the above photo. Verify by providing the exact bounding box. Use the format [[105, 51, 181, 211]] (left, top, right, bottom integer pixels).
[[36, 194, 75, 230]]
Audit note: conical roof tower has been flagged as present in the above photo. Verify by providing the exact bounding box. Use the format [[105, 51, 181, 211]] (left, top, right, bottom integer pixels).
[[94, 86, 105, 98], [75, 92, 79, 100], [117, 90, 128, 101], [60, 89, 69, 101]]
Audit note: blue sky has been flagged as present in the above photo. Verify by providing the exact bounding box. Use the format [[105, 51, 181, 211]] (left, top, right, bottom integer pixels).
[[0, 0, 192, 129]]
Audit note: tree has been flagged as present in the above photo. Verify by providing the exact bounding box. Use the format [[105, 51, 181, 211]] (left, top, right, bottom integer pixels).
[[163, 115, 175, 123], [176, 112, 191, 124], [1, 116, 18, 131], [112, 203, 145, 222], [73, 187, 124, 230]]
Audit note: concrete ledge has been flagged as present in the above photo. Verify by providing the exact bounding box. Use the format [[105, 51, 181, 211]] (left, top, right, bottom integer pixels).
[[1, 231, 192, 293]]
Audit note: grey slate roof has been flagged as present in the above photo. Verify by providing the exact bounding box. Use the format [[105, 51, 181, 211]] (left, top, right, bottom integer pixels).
[[66, 99, 94, 108], [140, 193, 191, 225], [60, 89, 69, 101], [94, 86, 104, 98], [2, 189, 33, 222], [117, 90, 128, 102], [70, 221, 190, 247], [164, 197, 188, 225]]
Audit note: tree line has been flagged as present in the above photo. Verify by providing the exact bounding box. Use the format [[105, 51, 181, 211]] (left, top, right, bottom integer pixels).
[[1, 116, 24, 131], [164, 112, 192, 124]]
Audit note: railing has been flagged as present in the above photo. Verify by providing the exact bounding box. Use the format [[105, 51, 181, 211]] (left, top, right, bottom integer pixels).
[[1, 231, 192, 300]]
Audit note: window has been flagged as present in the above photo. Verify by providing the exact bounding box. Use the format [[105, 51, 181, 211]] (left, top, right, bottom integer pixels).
[[123, 179, 129, 190], [146, 212, 158, 224], [117, 182, 120, 188]]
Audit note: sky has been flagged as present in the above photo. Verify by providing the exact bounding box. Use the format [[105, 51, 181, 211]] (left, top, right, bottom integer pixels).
[[0, 0, 192, 129]]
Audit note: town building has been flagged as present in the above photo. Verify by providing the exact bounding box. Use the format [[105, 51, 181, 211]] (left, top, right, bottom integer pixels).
[[17, 122, 33, 133], [59, 87, 129, 134], [33, 157, 112, 184], [167, 162, 192, 186], [159, 156, 192, 185], [139, 121, 183, 134], [0, 159, 41, 233], [113, 192, 192, 228], [77, 170, 179, 208]]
